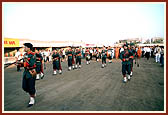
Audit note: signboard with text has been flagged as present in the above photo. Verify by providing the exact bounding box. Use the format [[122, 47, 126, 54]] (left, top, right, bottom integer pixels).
[[4, 38, 20, 47]]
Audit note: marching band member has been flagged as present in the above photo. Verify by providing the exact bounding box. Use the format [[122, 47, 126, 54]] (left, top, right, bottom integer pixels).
[[75, 48, 82, 69], [120, 44, 132, 83], [72, 48, 75, 70], [129, 44, 136, 77], [101, 47, 107, 68], [52, 49, 62, 75], [35, 50, 44, 80], [67, 48, 73, 70], [22, 43, 37, 107]]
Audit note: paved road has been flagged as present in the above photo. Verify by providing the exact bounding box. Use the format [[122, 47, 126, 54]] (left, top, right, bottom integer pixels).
[[4, 58, 164, 111]]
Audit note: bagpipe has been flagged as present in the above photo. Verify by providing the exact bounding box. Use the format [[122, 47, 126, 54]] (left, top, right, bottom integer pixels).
[[24, 54, 37, 77], [4, 58, 24, 68], [53, 57, 59, 61]]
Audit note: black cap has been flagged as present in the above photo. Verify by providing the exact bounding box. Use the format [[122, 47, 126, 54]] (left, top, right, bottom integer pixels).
[[23, 43, 33, 50], [123, 44, 128, 47]]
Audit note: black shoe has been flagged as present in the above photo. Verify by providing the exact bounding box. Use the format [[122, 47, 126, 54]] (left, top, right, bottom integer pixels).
[[137, 64, 139, 67], [27, 104, 34, 107], [41, 75, 44, 79], [135, 62, 136, 64]]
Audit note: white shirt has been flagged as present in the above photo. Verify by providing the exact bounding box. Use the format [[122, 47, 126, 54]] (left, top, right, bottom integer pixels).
[[15, 51, 20, 58], [120, 48, 124, 53], [90, 50, 93, 53], [146, 47, 151, 52]]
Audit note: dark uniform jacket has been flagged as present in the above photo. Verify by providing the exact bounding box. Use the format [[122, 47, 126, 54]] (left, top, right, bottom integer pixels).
[[52, 52, 60, 63], [67, 50, 73, 59], [35, 53, 43, 66], [75, 50, 81, 58], [23, 51, 36, 79], [120, 49, 132, 65], [101, 49, 107, 58]]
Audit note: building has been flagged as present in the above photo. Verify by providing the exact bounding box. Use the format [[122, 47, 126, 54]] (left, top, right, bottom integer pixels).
[[151, 37, 164, 44], [119, 38, 142, 44]]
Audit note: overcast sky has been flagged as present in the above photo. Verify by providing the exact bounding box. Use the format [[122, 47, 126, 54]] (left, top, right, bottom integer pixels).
[[3, 2, 165, 44]]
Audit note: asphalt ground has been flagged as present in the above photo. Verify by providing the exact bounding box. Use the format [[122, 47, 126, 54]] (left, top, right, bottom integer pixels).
[[3, 57, 164, 111]]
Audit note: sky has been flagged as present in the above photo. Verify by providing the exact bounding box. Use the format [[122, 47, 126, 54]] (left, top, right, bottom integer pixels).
[[3, 2, 165, 44]]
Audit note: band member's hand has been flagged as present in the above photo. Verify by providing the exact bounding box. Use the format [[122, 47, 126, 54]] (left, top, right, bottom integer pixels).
[[20, 62, 24, 65], [37, 57, 41, 60], [125, 58, 129, 61], [24, 59, 28, 62], [129, 56, 134, 59]]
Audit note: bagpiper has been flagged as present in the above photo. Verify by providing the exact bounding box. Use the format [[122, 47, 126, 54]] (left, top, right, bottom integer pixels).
[[101, 47, 107, 68], [52, 49, 62, 75], [129, 43, 136, 77], [67, 48, 73, 71], [72, 48, 76, 69], [75, 48, 82, 69], [22, 43, 37, 107], [35, 50, 44, 80], [120, 44, 132, 83]]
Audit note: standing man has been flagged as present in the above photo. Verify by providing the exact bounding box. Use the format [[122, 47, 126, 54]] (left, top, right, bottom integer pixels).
[[75, 48, 82, 69], [141, 47, 145, 58], [154, 45, 161, 63], [145, 46, 151, 60], [95, 48, 99, 62], [101, 47, 107, 68], [52, 49, 62, 75], [67, 48, 73, 70], [62, 49, 65, 62], [35, 50, 44, 80], [137, 46, 142, 67], [160, 47, 164, 67], [15, 49, 24, 71], [115, 46, 119, 59], [108, 47, 113, 63], [72, 48, 76, 70], [42, 49, 47, 69], [35, 50, 43, 80], [89, 48, 93, 60], [85, 48, 90, 65], [22, 43, 37, 107], [129, 44, 136, 77], [120, 44, 132, 83], [82, 48, 85, 59]]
